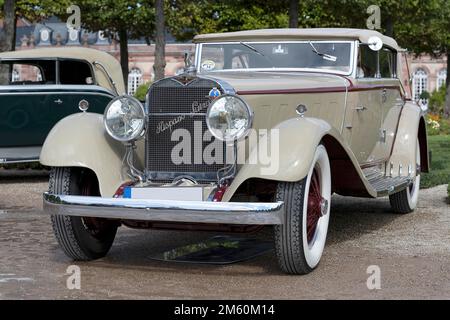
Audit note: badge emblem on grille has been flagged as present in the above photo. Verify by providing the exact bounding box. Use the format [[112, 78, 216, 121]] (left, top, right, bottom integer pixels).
[[208, 87, 221, 98]]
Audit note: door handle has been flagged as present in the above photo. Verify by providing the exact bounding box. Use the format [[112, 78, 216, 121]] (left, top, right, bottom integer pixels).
[[381, 89, 387, 103], [354, 106, 367, 112], [54, 99, 63, 104]]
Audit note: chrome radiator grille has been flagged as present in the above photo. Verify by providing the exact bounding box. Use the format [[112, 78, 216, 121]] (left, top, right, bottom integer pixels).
[[145, 77, 226, 182]]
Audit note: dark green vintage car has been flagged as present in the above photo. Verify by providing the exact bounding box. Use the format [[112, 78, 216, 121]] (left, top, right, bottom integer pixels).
[[0, 47, 125, 163]]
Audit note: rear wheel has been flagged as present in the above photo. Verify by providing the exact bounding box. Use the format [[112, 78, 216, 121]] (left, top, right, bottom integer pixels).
[[389, 139, 421, 214], [274, 145, 331, 274], [49, 167, 118, 260]]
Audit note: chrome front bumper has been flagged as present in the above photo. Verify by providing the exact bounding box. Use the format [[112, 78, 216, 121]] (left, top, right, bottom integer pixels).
[[43, 192, 284, 225]]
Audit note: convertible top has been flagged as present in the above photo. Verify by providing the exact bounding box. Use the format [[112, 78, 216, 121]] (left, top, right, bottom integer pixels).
[[194, 28, 402, 51], [0, 47, 125, 94]]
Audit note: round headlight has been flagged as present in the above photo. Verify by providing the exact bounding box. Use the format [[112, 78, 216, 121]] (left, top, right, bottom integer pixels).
[[206, 95, 253, 142], [104, 95, 145, 142]]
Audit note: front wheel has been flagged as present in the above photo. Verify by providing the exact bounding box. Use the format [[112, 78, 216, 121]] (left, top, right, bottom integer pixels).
[[49, 167, 118, 261], [274, 144, 331, 275]]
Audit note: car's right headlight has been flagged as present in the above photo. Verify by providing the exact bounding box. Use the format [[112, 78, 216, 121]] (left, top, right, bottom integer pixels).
[[104, 95, 145, 142], [206, 95, 253, 142]]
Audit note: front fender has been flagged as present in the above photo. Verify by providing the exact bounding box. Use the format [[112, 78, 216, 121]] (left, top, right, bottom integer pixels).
[[223, 117, 350, 201], [40, 113, 127, 197]]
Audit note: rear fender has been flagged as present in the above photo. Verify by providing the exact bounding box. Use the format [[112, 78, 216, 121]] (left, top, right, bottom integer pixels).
[[390, 102, 429, 175]]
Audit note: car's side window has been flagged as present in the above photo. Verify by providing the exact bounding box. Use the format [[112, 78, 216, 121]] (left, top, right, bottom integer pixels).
[[0, 60, 58, 85], [0, 63, 44, 85], [357, 44, 397, 79], [59, 60, 94, 85], [379, 47, 396, 78], [357, 44, 378, 78]]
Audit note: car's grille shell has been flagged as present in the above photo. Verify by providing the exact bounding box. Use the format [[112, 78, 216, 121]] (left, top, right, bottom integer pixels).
[[145, 77, 226, 182]]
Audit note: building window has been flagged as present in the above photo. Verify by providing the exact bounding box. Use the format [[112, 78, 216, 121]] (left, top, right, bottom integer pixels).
[[437, 69, 446, 90], [412, 68, 428, 101], [128, 68, 142, 95]]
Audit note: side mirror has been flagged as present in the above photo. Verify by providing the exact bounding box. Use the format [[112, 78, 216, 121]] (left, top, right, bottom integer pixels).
[[368, 36, 382, 51]]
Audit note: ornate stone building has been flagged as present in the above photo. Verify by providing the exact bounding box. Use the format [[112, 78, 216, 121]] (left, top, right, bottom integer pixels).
[[408, 55, 447, 101]]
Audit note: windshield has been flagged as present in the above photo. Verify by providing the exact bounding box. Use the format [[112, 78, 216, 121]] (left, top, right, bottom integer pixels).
[[198, 41, 354, 74]]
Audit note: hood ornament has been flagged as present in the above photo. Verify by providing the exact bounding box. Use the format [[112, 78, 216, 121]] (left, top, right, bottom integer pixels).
[[184, 51, 197, 75], [171, 51, 197, 86]]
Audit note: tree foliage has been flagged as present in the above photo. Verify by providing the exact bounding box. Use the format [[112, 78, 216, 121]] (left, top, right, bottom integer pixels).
[[0, 0, 71, 21], [75, 0, 155, 43], [1, 0, 448, 112], [167, 0, 288, 41], [74, 0, 156, 88]]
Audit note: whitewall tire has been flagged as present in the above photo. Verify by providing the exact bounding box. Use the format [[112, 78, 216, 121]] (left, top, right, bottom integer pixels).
[[274, 144, 331, 274], [389, 139, 421, 213]]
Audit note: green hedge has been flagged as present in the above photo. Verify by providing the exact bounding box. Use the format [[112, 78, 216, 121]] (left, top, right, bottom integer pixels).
[[134, 82, 152, 102], [448, 184, 450, 202], [421, 135, 450, 189]]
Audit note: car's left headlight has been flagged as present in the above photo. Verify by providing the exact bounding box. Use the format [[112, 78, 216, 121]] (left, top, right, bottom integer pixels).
[[104, 95, 145, 142], [206, 95, 253, 142]]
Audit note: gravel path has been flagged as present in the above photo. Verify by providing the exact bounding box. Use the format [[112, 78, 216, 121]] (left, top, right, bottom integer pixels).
[[0, 176, 449, 299]]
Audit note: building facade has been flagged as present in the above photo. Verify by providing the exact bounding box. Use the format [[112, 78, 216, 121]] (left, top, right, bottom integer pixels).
[[408, 55, 447, 101]]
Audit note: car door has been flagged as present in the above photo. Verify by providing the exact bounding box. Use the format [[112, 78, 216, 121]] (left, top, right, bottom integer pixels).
[[349, 44, 384, 164], [349, 80, 383, 164], [0, 61, 55, 148], [378, 48, 403, 162], [50, 59, 114, 121], [50, 85, 114, 123], [379, 82, 403, 159]]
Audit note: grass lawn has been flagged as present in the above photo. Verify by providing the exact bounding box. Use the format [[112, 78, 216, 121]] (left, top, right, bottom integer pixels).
[[421, 135, 450, 190]]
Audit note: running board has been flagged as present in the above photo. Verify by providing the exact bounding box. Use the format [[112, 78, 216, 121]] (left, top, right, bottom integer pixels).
[[369, 176, 412, 196], [363, 167, 412, 197]]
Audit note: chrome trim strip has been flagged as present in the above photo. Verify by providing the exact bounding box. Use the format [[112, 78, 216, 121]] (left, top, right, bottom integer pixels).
[[43, 192, 285, 225], [0, 146, 42, 164], [0, 91, 114, 99], [0, 84, 113, 91], [93, 61, 119, 96], [0, 157, 39, 164], [0, 85, 115, 98]]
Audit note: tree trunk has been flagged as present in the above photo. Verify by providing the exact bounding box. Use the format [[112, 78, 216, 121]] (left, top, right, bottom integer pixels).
[[289, 0, 299, 28], [118, 28, 129, 93], [444, 52, 450, 118], [154, 0, 166, 81], [385, 15, 393, 37], [0, 0, 16, 85]]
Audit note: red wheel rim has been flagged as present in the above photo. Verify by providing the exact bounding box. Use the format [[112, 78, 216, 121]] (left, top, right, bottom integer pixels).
[[307, 168, 324, 244], [80, 172, 111, 237]]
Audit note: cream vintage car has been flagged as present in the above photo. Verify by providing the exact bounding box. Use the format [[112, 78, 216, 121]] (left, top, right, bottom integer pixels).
[[41, 29, 429, 275]]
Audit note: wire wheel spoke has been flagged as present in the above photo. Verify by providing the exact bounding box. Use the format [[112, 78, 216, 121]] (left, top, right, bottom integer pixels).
[[307, 169, 323, 244]]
